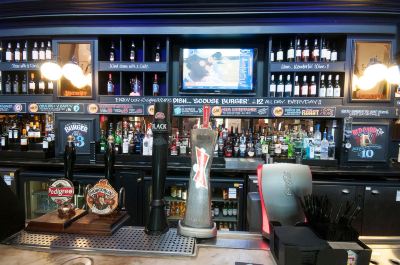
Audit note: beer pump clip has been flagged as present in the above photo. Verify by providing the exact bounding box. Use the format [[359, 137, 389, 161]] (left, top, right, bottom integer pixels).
[[343, 116, 353, 152], [84, 135, 126, 216]]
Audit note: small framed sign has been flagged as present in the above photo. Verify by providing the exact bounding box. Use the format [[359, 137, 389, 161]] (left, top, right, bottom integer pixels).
[[347, 122, 389, 163], [56, 115, 97, 155]]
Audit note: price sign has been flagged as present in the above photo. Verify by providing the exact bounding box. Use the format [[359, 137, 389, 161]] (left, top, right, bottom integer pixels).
[[347, 123, 388, 162]]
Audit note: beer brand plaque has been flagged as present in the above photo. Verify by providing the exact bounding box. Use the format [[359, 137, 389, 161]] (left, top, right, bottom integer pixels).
[[86, 179, 118, 215]]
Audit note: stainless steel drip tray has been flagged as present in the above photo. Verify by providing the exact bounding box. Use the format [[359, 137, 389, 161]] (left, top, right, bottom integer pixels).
[[2, 226, 197, 257]]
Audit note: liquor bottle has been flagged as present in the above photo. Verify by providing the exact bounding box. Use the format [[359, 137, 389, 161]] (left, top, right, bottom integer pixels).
[[314, 124, 321, 160], [287, 39, 295, 62], [217, 132, 224, 157], [1, 129, 8, 150], [152, 74, 159, 96], [302, 39, 309, 62], [309, 75, 317, 97], [270, 48, 275, 62], [130, 41, 136, 62], [255, 139, 263, 158], [232, 202, 237, 216], [233, 137, 240, 157], [130, 76, 141, 96], [276, 74, 284, 97], [321, 38, 327, 62], [214, 203, 220, 216], [22, 41, 28, 61], [222, 203, 228, 217], [5, 43, 13, 62], [295, 38, 302, 62], [21, 74, 27, 94], [14, 42, 21, 62], [319, 74, 326, 97], [330, 43, 338, 62], [12, 122, 19, 143], [328, 135, 335, 160], [39, 42, 45, 60], [47, 80, 54, 94], [306, 140, 315, 159], [301, 75, 308, 97], [109, 42, 115, 62], [170, 136, 178, 156], [284, 74, 292, 97], [239, 132, 246, 157], [276, 42, 284, 62], [32, 41, 39, 61], [326, 74, 334, 97], [99, 129, 107, 153], [228, 202, 233, 216], [45, 41, 52, 60], [107, 73, 114, 95], [293, 75, 300, 97], [247, 138, 255, 157], [333, 74, 341, 97], [274, 135, 282, 158], [261, 135, 269, 158], [5, 75, 12, 94], [154, 42, 161, 62], [29, 73, 36, 94], [114, 129, 122, 154], [122, 132, 129, 154], [269, 74, 276, 97], [311, 38, 319, 62], [281, 136, 289, 158], [38, 75, 45, 94], [320, 130, 329, 160], [129, 133, 135, 154], [13, 74, 20, 94], [20, 129, 29, 151]]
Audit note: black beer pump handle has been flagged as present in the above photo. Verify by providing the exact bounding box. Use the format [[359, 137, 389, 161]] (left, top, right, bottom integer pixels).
[[64, 135, 76, 181], [118, 187, 126, 211], [105, 135, 116, 187]]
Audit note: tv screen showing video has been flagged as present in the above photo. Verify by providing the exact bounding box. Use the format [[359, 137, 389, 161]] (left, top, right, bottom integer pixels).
[[181, 48, 254, 92]]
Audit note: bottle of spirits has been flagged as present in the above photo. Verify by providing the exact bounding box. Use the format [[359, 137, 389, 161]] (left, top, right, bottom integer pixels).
[[309, 75, 317, 97], [1, 129, 9, 150], [107, 73, 114, 95], [45, 41, 52, 60], [247, 137, 255, 158], [20, 129, 29, 151], [311, 38, 319, 62], [130, 41, 136, 62], [333, 74, 341, 97], [122, 131, 130, 154], [276, 42, 284, 62], [12, 121, 19, 143], [152, 74, 159, 96], [314, 124, 322, 160], [21, 74, 27, 94], [326, 74, 334, 97], [301, 75, 308, 97], [284, 74, 292, 97], [293, 75, 300, 97], [114, 129, 122, 154], [302, 39, 309, 62], [154, 42, 161, 62], [14, 42, 21, 62], [261, 135, 269, 158], [276, 74, 284, 97], [7, 121, 14, 144], [217, 132, 224, 157], [5, 43, 13, 62], [42, 131, 50, 153], [109, 42, 115, 62], [287, 39, 295, 62], [47, 80, 54, 94], [270, 48, 275, 62], [269, 74, 276, 97], [239, 132, 246, 157], [255, 139, 263, 158], [29, 73, 36, 94], [328, 135, 336, 160], [295, 38, 302, 62], [319, 74, 326, 97], [38, 75, 45, 94], [32, 41, 39, 61], [321, 38, 327, 62], [5, 75, 11, 94], [281, 135, 289, 158], [170, 136, 178, 156], [130, 76, 141, 96], [306, 140, 315, 159], [99, 129, 107, 153], [13, 74, 20, 94], [22, 41, 28, 61], [274, 135, 282, 158], [330, 43, 337, 62], [320, 130, 329, 160], [39, 42, 46, 60]]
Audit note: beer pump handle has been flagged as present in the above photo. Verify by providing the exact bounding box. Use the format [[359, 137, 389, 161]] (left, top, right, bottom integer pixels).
[[118, 187, 126, 211], [82, 184, 92, 211], [202, 105, 211, 129], [104, 135, 116, 187], [64, 135, 76, 181]]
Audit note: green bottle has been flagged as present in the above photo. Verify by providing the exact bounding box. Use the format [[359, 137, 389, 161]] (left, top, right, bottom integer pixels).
[[287, 135, 294, 159], [114, 129, 122, 154], [99, 129, 107, 153]]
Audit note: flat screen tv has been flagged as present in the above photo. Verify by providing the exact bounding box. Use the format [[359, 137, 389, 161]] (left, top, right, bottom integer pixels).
[[180, 48, 256, 95]]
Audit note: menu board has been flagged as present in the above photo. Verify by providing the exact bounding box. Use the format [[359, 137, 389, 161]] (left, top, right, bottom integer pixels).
[[348, 123, 388, 162]]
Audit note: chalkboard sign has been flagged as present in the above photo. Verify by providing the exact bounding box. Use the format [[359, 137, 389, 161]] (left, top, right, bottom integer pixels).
[[348, 123, 389, 162], [56, 116, 97, 155]]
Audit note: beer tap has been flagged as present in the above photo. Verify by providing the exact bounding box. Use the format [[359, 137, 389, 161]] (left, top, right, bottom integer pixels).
[[64, 135, 76, 182], [104, 135, 116, 188]]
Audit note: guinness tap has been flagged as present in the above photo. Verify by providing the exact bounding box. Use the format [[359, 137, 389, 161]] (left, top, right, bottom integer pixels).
[[64, 135, 76, 182]]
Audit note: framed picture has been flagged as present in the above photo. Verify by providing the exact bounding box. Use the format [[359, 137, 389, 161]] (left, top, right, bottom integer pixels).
[[351, 41, 392, 101], [56, 40, 94, 98]]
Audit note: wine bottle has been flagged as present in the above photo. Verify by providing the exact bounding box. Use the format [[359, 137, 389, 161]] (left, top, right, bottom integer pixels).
[[130, 41, 136, 62], [39, 42, 45, 60], [47, 80, 54, 94], [29, 73, 36, 94], [107, 73, 114, 95], [295, 38, 302, 62], [311, 38, 319, 62], [333, 74, 341, 97], [330, 44, 338, 62], [284, 74, 292, 97], [152, 74, 159, 96], [22, 41, 28, 61], [326, 74, 334, 97], [5, 43, 13, 62], [302, 39, 309, 62], [269, 74, 276, 97], [321, 38, 327, 62], [109, 42, 115, 62], [319, 74, 326, 97], [32, 42, 39, 61], [270, 48, 275, 62], [276, 74, 284, 97], [154, 42, 161, 62], [14, 42, 21, 62], [287, 39, 295, 62], [21, 74, 27, 94], [293, 75, 300, 97], [276, 42, 284, 62], [38, 75, 45, 94], [13, 74, 20, 94], [5, 75, 11, 94], [301, 75, 308, 97], [45, 41, 52, 60], [309, 75, 317, 97], [325, 41, 331, 62]]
